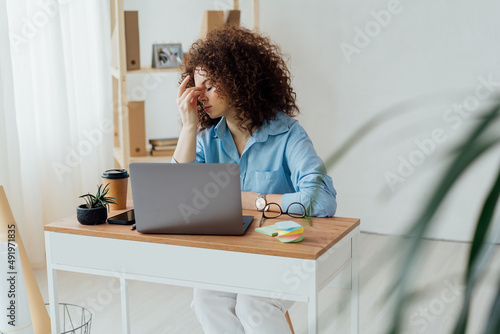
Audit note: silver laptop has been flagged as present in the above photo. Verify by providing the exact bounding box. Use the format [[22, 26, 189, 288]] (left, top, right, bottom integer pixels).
[[129, 163, 254, 235]]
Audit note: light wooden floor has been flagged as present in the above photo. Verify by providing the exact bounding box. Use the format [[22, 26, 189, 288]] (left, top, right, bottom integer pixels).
[[34, 232, 500, 334]]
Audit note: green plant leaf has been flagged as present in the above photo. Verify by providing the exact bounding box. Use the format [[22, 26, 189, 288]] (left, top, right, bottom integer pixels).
[[451, 161, 500, 334], [454, 158, 500, 334], [386, 106, 500, 334], [483, 281, 500, 334], [79, 193, 94, 208], [102, 183, 110, 196], [311, 100, 499, 333], [452, 106, 500, 154], [96, 184, 102, 199], [80, 184, 118, 208], [323, 93, 454, 169]]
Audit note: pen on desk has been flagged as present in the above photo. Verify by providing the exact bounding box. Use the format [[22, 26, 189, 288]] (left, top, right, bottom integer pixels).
[[131, 224, 136, 230]]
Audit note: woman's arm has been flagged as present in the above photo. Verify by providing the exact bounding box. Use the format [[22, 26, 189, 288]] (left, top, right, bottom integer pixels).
[[241, 192, 283, 212], [173, 125, 197, 163], [173, 75, 203, 163], [281, 130, 337, 217], [241, 128, 336, 217]]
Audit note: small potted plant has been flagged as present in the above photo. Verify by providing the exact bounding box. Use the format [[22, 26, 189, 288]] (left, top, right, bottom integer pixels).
[[77, 184, 117, 225]]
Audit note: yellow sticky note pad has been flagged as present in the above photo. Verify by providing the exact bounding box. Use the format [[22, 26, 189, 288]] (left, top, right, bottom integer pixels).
[[276, 227, 304, 236]]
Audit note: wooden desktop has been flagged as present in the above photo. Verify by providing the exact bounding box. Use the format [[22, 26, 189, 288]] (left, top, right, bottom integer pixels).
[[44, 205, 360, 333]]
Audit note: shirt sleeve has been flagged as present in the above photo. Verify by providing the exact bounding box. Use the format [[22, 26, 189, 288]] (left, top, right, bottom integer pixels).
[[281, 130, 337, 217]]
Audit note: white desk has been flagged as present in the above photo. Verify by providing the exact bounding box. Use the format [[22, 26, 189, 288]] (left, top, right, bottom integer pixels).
[[44, 208, 360, 333]]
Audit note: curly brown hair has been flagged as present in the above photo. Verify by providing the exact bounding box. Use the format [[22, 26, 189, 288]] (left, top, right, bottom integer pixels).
[[180, 25, 299, 133]]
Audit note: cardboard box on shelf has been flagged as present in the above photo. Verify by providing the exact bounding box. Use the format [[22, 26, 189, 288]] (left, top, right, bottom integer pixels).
[[225, 10, 240, 25], [200, 11, 225, 39], [128, 101, 146, 157], [124, 11, 140, 70]]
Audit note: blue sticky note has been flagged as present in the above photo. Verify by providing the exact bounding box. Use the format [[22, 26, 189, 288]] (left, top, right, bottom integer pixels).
[[275, 220, 302, 231]]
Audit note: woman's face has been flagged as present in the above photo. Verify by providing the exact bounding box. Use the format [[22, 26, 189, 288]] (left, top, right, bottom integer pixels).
[[194, 68, 231, 119]]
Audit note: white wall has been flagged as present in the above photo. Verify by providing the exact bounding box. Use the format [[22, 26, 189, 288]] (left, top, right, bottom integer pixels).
[[124, 0, 500, 242]]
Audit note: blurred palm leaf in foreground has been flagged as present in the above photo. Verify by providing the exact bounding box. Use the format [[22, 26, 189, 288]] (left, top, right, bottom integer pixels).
[[323, 99, 500, 333]]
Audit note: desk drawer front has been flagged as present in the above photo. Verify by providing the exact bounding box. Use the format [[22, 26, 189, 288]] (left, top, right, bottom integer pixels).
[[47, 232, 313, 297], [317, 234, 352, 288]]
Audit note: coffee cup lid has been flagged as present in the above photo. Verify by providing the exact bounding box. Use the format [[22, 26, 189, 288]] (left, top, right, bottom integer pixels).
[[102, 169, 129, 179]]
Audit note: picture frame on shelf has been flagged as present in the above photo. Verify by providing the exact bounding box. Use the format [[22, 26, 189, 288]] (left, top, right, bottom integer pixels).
[[152, 43, 183, 68]]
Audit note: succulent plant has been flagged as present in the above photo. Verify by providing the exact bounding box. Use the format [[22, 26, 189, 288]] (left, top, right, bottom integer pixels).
[[79, 183, 117, 209]]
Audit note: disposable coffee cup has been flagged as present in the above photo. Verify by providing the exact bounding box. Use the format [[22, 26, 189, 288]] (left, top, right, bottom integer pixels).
[[102, 169, 129, 210]]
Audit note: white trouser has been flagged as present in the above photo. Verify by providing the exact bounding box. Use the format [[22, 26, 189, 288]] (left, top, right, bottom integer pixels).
[[191, 288, 295, 334]]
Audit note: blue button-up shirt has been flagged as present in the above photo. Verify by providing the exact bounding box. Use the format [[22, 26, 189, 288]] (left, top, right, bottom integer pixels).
[[175, 112, 337, 217]]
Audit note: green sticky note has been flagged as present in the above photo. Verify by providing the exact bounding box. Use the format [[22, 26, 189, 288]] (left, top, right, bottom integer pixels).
[[255, 225, 278, 237], [277, 235, 304, 243]]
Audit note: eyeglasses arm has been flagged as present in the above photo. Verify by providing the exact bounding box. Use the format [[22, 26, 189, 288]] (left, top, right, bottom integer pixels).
[[259, 213, 264, 227], [305, 215, 312, 226]]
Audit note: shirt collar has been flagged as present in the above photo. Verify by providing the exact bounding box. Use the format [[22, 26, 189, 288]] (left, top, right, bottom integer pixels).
[[213, 112, 290, 141], [253, 112, 291, 142], [213, 117, 226, 139]]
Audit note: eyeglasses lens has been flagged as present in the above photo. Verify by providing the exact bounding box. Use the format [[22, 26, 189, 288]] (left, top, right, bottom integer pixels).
[[264, 203, 281, 218], [288, 203, 306, 218]]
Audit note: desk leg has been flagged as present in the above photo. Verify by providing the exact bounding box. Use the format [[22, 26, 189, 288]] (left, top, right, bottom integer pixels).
[[351, 231, 359, 334], [120, 276, 131, 334], [45, 233, 60, 334], [308, 264, 318, 334]]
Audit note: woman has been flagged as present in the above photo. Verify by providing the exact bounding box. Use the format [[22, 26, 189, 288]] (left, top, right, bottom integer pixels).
[[173, 26, 337, 334]]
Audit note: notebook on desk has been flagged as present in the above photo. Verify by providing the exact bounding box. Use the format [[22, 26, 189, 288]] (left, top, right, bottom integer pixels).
[[129, 162, 254, 235]]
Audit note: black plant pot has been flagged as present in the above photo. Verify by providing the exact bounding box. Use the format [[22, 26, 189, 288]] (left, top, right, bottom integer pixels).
[[77, 204, 107, 225]]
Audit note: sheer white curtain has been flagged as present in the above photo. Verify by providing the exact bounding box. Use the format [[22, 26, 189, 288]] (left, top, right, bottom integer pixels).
[[0, 0, 113, 265]]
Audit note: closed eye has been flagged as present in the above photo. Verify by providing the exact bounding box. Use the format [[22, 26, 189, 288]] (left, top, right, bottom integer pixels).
[[206, 86, 212, 91]]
